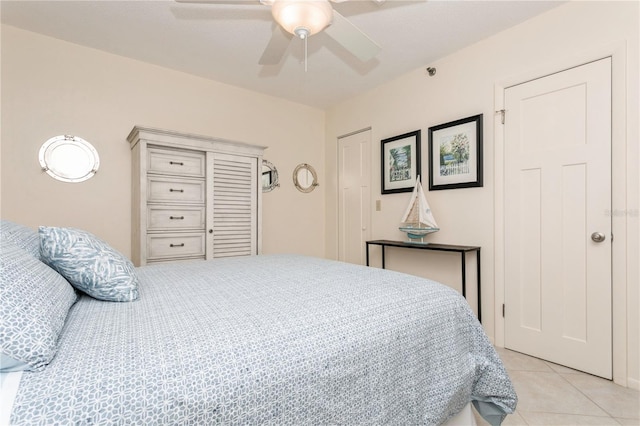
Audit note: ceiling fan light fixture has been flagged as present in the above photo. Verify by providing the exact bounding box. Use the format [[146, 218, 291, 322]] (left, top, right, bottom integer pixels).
[[271, 0, 333, 39]]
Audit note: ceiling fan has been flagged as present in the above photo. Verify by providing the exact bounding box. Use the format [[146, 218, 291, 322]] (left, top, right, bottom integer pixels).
[[174, 0, 382, 66]]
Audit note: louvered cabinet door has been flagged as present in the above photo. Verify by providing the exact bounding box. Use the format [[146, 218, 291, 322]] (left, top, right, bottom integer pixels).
[[207, 152, 259, 259]]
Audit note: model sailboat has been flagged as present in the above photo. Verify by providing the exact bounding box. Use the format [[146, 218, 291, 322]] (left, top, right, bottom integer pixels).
[[399, 176, 439, 243]]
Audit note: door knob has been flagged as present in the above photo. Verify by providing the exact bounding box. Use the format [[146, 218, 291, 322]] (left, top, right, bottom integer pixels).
[[591, 232, 606, 243]]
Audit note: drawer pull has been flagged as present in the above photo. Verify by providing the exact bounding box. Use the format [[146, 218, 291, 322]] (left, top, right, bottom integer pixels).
[[170, 243, 185, 248], [169, 161, 184, 166], [169, 188, 184, 193], [169, 216, 185, 220]]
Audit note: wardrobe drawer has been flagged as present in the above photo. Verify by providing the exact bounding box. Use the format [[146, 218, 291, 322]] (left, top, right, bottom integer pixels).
[[147, 177, 205, 204], [148, 148, 205, 177], [147, 233, 205, 260], [147, 206, 205, 231], [146, 256, 204, 265]]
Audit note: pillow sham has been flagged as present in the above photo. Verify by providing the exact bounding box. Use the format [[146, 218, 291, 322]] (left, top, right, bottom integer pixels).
[[0, 220, 41, 260], [0, 241, 77, 372], [39, 226, 139, 302]]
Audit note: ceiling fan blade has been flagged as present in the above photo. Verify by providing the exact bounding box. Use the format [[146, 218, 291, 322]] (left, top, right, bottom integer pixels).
[[259, 26, 293, 65], [330, 0, 386, 4], [324, 10, 381, 62], [174, 0, 259, 4]]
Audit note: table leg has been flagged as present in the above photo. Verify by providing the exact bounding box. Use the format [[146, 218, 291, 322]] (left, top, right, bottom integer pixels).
[[366, 243, 370, 266], [477, 249, 482, 323], [461, 252, 466, 298], [381, 246, 386, 269]]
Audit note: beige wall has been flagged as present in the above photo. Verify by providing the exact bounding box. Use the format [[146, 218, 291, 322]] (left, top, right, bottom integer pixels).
[[1, 2, 638, 389], [1, 25, 326, 259], [325, 1, 639, 388]]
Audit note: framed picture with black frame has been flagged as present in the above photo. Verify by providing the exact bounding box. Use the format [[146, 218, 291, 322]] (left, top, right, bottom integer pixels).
[[381, 130, 421, 194], [428, 114, 483, 191]]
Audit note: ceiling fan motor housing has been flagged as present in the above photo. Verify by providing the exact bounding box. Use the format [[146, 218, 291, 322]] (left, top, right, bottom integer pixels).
[[271, 0, 334, 38]]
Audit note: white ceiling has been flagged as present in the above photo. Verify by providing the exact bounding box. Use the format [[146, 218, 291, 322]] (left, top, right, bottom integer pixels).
[[1, 0, 563, 109]]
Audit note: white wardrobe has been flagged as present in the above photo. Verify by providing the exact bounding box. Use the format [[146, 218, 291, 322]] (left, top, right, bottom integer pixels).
[[128, 126, 266, 266]]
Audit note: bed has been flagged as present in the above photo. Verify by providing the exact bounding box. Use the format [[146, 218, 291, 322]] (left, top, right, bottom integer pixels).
[[1, 221, 516, 425]]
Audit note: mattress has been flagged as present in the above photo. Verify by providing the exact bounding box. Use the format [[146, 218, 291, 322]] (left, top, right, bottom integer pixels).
[[4, 254, 516, 425]]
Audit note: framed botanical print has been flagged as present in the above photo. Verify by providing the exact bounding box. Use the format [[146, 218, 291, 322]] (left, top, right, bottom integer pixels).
[[428, 114, 483, 190], [381, 130, 421, 194]]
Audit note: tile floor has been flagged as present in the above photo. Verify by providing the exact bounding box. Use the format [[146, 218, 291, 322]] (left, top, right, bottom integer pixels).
[[473, 348, 640, 426]]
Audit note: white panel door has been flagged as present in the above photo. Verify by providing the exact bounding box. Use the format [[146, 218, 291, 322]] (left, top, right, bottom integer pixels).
[[338, 130, 371, 265], [504, 58, 612, 379]]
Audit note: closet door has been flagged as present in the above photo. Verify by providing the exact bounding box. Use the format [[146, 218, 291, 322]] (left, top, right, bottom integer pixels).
[[207, 152, 259, 259]]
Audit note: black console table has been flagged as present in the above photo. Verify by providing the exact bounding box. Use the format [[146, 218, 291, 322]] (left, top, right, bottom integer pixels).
[[365, 240, 482, 322]]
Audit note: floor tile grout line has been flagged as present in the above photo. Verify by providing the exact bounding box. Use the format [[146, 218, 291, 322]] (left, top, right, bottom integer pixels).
[[509, 410, 529, 425], [550, 365, 618, 420], [504, 361, 624, 423], [518, 408, 621, 419], [499, 349, 639, 423], [504, 367, 615, 421]]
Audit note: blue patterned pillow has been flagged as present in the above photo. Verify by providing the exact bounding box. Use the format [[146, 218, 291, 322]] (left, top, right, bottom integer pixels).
[[39, 226, 139, 302], [0, 241, 77, 371], [0, 220, 41, 260]]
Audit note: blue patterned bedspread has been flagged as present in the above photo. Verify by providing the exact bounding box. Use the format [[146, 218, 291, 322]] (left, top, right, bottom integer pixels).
[[10, 255, 516, 425]]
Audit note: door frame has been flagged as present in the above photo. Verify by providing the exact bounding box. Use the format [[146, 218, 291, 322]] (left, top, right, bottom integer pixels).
[[494, 42, 628, 387], [337, 127, 372, 264]]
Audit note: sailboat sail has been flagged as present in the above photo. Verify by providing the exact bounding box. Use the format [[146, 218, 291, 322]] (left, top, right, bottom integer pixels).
[[400, 176, 438, 229]]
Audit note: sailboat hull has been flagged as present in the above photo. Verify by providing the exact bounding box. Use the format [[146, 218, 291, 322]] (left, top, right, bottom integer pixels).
[[399, 226, 439, 242]]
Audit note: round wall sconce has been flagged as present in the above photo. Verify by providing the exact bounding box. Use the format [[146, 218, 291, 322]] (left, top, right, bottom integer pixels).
[[39, 135, 100, 183]]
